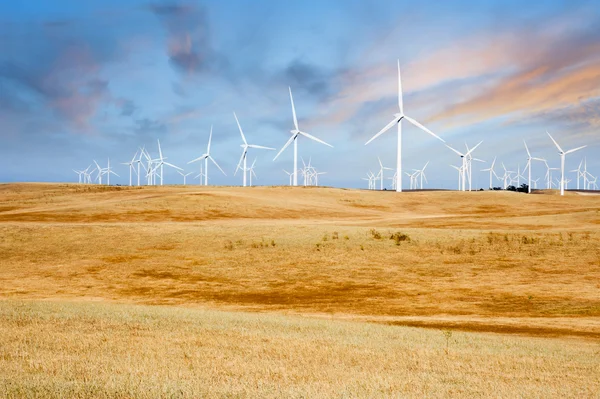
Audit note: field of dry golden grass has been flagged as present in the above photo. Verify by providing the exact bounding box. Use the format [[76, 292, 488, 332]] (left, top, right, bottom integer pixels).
[[1, 183, 599, 397]]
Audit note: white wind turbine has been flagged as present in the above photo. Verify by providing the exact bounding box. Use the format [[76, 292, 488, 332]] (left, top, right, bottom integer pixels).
[[531, 177, 540, 189], [445, 141, 483, 191], [273, 87, 333, 186], [188, 126, 226, 186], [481, 157, 498, 189], [121, 151, 138, 187], [73, 169, 84, 184], [177, 171, 192, 185], [233, 112, 275, 187], [93, 160, 103, 185], [151, 139, 182, 185], [523, 141, 546, 194], [283, 169, 293, 186], [247, 159, 258, 187], [570, 160, 583, 190], [365, 60, 445, 192], [412, 161, 429, 189], [547, 132, 587, 196], [464, 143, 486, 191], [376, 157, 394, 190], [104, 158, 119, 185], [450, 165, 463, 190], [500, 162, 514, 189]]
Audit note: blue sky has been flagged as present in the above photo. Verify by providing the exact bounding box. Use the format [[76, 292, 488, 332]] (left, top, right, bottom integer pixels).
[[1, 0, 598, 188]]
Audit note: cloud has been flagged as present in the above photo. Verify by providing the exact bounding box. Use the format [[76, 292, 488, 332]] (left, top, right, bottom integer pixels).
[[0, 44, 111, 131], [133, 117, 168, 137], [147, 2, 225, 76], [301, 9, 600, 143], [115, 98, 137, 117]]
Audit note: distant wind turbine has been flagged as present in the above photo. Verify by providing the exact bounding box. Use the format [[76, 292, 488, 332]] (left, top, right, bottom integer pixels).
[[547, 132, 586, 196], [188, 126, 226, 186], [233, 112, 275, 187], [273, 87, 333, 186], [365, 60, 445, 192]]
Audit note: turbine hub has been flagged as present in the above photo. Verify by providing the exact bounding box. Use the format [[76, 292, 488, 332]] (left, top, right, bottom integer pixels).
[[394, 113, 404, 119]]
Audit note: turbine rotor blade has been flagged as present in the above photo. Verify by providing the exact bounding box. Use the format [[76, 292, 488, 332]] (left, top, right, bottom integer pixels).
[[207, 125, 213, 153], [404, 116, 445, 143], [465, 141, 483, 157], [298, 131, 333, 147], [547, 132, 564, 153], [565, 145, 587, 155], [273, 134, 296, 161], [365, 118, 398, 145], [289, 87, 299, 131], [445, 145, 464, 157], [248, 144, 275, 150], [233, 112, 247, 144], [163, 162, 183, 171], [397, 59, 404, 114], [209, 156, 227, 176]]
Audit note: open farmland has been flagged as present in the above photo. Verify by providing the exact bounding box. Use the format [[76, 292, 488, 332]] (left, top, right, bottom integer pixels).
[[1, 183, 599, 397]]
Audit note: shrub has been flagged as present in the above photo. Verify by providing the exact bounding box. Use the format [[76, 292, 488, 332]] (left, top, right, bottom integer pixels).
[[390, 232, 411, 246], [370, 229, 382, 240], [332, 231, 339, 240], [224, 240, 234, 250]]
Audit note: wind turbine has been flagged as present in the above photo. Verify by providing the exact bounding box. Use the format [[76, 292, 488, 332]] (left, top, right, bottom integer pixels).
[[464, 143, 485, 191], [547, 132, 587, 196], [104, 158, 119, 185], [450, 165, 462, 190], [273, 87, 333, 186], [523, 141, 546, 194], [151, 139, 182, 185], [93, 160, 103, 185], [188, 126, 227, 186], [412, 161, 429, 189], [247, 159, 258, 187], [365, 60, 445, 192], [481, 157, 498, 189], [177, 171, 192, 185], [445, 141, 483, 191], [121, 151, 138, 187], [233, 112, 275, 187], [376, 157, 394, 190], [283, 169, 293, 186], [73, 169, 84, 184], [500, 162, 514, 189]]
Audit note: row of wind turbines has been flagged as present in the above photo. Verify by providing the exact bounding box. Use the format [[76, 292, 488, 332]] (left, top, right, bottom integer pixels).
[[74, 87, 331, 188], [74, 60, 593, 195], [360, 60, 592, 196]]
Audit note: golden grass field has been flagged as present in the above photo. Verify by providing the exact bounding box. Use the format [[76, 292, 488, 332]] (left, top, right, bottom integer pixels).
[[1, 183, 599, 397]]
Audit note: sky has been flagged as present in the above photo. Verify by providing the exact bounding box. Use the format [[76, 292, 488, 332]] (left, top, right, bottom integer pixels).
[[1, 0, 599, 189]]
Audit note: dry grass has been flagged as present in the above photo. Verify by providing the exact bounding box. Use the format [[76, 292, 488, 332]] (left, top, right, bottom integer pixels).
[[1, 300, 599, 398], [1, 183, 600, 396]]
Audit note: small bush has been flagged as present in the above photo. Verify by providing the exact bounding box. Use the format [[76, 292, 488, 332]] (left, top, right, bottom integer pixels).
[[390, 232, 411, 246], [271, 240, 276, 247], [322, 234, 329, 242], [360, 245, 364, 251], [332, 231, 339, 240], [224, 240, 234, 250], [344, 235, 350, 240], [370, 229, 382, 240]]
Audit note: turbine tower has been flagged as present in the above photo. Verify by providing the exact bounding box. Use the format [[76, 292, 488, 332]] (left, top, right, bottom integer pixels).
[[273, 87, 333, 186], [188, 126, 227, 186], [547, 132, 586, 196], [365, 60, 445, 192], [233, 112, 275, 187], [481, 157, 498, 189]]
